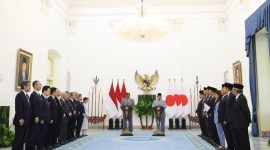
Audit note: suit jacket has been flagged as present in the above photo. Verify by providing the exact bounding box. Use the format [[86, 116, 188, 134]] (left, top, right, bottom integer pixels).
[[41, 95, 51, 124], [224, 92, 235, 122], [231, 94, 251, 128], [29, 91, 43, 123], [120, 98, 135, 111], [196, 99, 203, 119], [55, 97, 64, 120], [61, 99, 71, 116], [66, 100, 75, 117], [13, 91, 31, 126], [206, 97, 216, 120], [218, 95, 227, 123], [76, 101, 85, 116], [48, 96, 57, 123]]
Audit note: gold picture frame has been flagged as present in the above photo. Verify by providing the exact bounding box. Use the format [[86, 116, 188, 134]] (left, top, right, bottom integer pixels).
[[233, 61, 242, 84], [15, 49, 33, 91]]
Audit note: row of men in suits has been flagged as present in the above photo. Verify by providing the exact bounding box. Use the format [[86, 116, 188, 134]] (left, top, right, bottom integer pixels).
[[196, 83, 251, 150], [12, 80, 86, 150]]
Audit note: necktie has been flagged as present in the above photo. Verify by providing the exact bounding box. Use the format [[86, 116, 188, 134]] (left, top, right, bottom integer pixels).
[[26, 94, 31, 109], [26, 94, 30, 101]]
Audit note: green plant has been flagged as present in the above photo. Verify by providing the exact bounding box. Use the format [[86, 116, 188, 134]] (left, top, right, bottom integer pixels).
[[135, 95, 155, 116], [0, 126, 15, 148], [268, 139, 270, 146]]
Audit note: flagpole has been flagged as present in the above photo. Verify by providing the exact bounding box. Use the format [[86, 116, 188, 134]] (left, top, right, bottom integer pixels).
[[98, 89, 101, 117], [95, 81, 97, 117], [196, 76, 199, 124], [189, 88, 192, 129], [194, 86, 196, 126], [101, 95, 103, 116], [91, 87, 94, 117]]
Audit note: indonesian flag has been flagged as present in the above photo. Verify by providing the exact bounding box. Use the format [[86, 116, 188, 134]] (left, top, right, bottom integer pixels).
[[165, 80, 177, 119], [115, 81, 123, 118], [105, 81, 118, 118], [120, 81, 126, 99], [115, 82, 122, 103]]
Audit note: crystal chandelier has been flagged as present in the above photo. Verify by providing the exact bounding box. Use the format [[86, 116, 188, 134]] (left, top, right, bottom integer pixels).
[[116, 0, 169, 42]]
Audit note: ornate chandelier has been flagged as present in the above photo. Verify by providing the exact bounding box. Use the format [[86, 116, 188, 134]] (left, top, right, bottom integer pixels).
[[116, 0, 169, 42]]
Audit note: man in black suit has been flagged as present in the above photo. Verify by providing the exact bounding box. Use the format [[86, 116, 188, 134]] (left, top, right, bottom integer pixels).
[[231, 84, 251, 150], [204, 87, 219, 146], [201, 87, 209, 138], [58, 92, 71, 145], [66, 92, 77, 140], [26, 80, 43, 150], [196, 90, 207, 137], [54, 88, 63, 146], [12, 81, 31, 150], [47, 87, 58, 147], [38, 86, 51, 150], [75, 93, 85, 138], [220, 83, 235, 150]]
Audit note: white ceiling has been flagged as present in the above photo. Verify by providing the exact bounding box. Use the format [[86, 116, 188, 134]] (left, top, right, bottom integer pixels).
[[64, 0, 227, 8]]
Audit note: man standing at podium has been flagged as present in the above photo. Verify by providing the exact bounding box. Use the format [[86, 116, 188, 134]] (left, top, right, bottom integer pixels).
[[120, 92, 135, 135], [152, 93, 167, 135]]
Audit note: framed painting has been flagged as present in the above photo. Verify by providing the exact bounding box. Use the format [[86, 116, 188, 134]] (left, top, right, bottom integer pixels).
[[233, 61, 242, 84], [15, 49, 33, 91]]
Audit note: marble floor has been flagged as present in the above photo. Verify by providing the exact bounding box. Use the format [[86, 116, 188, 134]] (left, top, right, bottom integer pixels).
[[1, 128, 269, 150]]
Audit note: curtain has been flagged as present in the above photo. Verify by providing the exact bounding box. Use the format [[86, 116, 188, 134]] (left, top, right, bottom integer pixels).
[[245, 0, 270, 137]]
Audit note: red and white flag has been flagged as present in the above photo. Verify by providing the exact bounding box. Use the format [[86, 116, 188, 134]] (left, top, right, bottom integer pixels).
[[120, 81, 126, 100], [115, 81, 123, 118], [105, 81, 118, 118]]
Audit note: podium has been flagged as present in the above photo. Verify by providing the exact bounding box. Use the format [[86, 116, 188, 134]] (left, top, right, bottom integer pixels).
[[120, 106, 133, 136], [152, 106, 165, 136]]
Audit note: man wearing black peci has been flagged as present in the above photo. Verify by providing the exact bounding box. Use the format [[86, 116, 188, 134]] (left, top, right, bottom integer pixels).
[[26, 80, 43, 150], [231, 84, 251, 150], [12, 81, 31, 150], [220, 83, 235, 150], [196, 90, 207, 137], [204, 87, 219, 146]]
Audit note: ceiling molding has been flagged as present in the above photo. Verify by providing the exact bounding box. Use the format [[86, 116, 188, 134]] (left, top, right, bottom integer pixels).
[[64, 0, 226, 8]]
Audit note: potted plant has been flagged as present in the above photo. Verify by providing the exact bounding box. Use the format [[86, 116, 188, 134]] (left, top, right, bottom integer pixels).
[[0, 126, 15, 148], [135, 95, 155, 129]]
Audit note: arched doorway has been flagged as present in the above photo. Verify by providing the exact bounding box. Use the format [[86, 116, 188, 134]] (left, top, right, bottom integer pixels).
[[47, 49, 62, 87]]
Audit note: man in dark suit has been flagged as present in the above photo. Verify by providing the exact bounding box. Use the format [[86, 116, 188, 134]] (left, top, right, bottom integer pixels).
[[12, 81, 31, 150], [75, 93, 85, 138], [58, 92, 71, 145], [220, 83, 235, 150], [47, 87, 58, 147], [196, 90, 207, 137], [204, 87, 219, 146], [26, 80, 43, 150], [201, 87, 209, 138], [38, 86, 51, 150], [66, 92, 77, 140], [231, 84, 251, 150]]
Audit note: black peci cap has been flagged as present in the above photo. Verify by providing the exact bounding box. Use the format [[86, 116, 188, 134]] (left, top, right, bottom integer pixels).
[[224, 83, 233, 89], [233, 83, 244, 89]]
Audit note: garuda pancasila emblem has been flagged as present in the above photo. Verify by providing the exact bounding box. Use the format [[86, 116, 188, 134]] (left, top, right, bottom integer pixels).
[[135, 70, 159, 92]]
